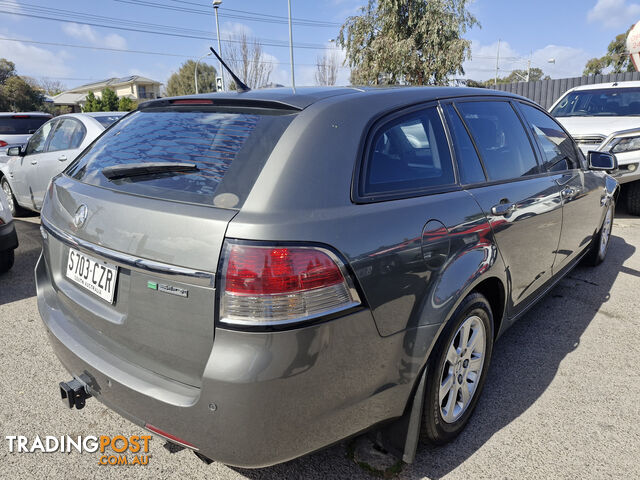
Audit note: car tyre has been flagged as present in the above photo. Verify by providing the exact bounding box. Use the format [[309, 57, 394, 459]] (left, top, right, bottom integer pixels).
[[1, 178, 24, 217], [585, 201, 614, 267], [625, 181, 640, 216], [0, 249, 14, 273], [420, 292, 494, 445]]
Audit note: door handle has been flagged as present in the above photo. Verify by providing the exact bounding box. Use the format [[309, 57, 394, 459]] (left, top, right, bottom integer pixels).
[[58, 155, 67, 162], [561, 186, 576, 198], [491, 201, 516, 216]]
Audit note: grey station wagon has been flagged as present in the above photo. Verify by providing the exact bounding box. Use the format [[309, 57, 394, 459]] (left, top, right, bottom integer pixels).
[[36, 87, 618, 468]]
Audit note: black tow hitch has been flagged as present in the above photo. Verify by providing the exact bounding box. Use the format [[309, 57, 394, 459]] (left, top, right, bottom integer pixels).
[[59, 378, 92, 410]]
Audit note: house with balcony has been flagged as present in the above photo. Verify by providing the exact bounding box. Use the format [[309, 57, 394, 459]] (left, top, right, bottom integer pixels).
[[52, 75, 163, 111]]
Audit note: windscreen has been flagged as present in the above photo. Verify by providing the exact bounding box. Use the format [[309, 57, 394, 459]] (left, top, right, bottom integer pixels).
[[551, 88, 640, 117], [67, 108, 296, 209], [0, 116, 50, 134]]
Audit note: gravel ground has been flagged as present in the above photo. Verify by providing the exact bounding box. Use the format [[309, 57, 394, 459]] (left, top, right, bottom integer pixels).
[[0, 209, 638, 479]]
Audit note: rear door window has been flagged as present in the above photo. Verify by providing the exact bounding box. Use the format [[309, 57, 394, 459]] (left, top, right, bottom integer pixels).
[[47, 118, 86, 152], [442, 104, 486, 184], [456, 101, 540, 182], [517, 103, 581, 172], [361, 106, 455, 196], [67, 108, 296, 209]]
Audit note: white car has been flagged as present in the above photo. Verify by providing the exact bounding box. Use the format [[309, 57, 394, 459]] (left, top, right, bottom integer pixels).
[[0, 187, 18, 273], [550, 81, 640, 214], [0, 112, 125, 216]]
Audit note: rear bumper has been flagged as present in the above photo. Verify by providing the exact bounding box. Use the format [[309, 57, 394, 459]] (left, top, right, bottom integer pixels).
[[35, 251, 429, 467], [0, 221, 18, 251]]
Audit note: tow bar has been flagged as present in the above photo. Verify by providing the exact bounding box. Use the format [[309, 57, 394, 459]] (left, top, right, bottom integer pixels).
[[59, 378, 92, 410]]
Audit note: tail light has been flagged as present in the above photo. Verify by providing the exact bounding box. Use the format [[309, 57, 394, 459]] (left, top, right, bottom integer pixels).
[[219, 242, 361, 327], [0, 141, 7, 147]]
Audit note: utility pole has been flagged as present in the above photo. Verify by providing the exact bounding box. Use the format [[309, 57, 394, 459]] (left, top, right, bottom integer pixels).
[[526, 51, 532, 82], [494, 39, 500, 86], [288, 0, 296, 93], [213, 0, 225, 91]]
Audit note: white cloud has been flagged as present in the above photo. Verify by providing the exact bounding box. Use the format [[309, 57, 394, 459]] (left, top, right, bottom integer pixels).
[[587, 0, 640, 29], [62, 23, 127, 50], [0, 35, 73, 78], [463, 40, 591, 81]]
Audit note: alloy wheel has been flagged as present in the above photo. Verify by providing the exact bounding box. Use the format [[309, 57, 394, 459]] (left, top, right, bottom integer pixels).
[[599, 205, 612, 258], [439, 315, 487, 423], [1, 180, 14, 215]]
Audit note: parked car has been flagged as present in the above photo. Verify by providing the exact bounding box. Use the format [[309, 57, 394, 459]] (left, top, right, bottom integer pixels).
[[0, 112, 52, 159], [0, 112, 125, 215], [36, 88, 618, 468], [0, 187, 18, 273], [550, 81, 640, 214]]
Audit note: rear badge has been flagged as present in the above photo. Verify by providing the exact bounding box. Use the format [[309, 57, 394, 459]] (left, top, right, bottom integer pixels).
[[147, 281, 188, 298]]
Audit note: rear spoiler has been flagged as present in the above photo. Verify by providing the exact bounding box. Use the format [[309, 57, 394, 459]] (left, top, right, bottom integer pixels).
[[138, 97, 303, 112]]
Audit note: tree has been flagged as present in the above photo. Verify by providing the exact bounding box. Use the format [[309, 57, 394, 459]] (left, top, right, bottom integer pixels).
[[584, 27, 635, 75], [0, 58, 16, 84], [38, 78, 67, 96], [83, 91, 102, 112], [118, 96, 136, 111], [166, 60, 217, 96], [315, 50, 339, 86], [0, 76, 45, 111], [225, 32, 273, 89], [492, 67, 549, 85], [101, 88, 119, 111], [338, 0, 478, 86]]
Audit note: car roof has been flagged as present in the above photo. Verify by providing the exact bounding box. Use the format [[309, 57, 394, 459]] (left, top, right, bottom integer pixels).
[[0, 112, 52, 117], [82, 112, 127, 118], [140, 86, 522, 111]]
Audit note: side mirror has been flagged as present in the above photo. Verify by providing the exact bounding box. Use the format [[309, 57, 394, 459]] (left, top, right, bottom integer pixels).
[[7, 146, 22, 157], [588, 151, 617, 171]]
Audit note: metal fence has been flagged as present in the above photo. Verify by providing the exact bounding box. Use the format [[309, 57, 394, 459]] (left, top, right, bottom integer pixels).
[[490, 72, 640, 109]]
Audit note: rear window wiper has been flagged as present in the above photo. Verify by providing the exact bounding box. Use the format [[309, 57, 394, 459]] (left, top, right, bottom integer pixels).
[[101, 162, 199, 180]]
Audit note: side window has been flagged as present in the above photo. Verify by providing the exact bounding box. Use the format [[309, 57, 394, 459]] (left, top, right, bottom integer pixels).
[[25, 120, 55, 155], [518, 103, 580, 171], [47, 118, 86, 152], [442, 104, 486, 184], [362, 107, 455, 196], [456, 101, 540, 182]]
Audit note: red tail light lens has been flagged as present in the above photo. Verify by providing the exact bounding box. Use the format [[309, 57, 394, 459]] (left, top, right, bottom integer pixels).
[[0, 141, 7, 147], [226, 246, 344, 295], [220, 242, 360, 326]]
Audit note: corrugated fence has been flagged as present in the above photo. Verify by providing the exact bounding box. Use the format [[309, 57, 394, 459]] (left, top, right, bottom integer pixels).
[[490, 72, 640, 109]]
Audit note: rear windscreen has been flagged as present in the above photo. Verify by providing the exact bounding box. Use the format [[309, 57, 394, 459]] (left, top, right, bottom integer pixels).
[[0, 116, 50, 134], [92, 115, 124, 128], [67, 108, 296, 209]]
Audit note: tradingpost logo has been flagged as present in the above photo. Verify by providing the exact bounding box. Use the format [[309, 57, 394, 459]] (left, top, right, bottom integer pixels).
[[5, 435, 153, 466]]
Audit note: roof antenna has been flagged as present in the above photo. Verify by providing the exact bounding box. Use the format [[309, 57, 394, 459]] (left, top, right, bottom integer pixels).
[[208, 46, 250, 93]]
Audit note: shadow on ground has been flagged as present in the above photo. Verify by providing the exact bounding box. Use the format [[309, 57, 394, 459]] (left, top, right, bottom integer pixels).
[[0, 217, 42, 305]]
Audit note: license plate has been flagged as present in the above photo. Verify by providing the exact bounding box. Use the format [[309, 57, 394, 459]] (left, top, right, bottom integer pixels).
[[66, 248, 118, 303]]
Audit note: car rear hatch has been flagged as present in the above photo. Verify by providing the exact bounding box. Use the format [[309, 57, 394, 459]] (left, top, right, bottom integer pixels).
[[0, 114, 51, 148], [39, 100, 298, 387]]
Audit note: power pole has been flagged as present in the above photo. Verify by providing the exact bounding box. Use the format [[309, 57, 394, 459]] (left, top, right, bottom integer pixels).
[[494, 39, 501, 86], [288, 0, 296, 93]]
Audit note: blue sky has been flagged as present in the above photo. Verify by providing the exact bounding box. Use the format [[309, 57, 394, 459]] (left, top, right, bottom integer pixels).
[[0, 0, 638, 90]]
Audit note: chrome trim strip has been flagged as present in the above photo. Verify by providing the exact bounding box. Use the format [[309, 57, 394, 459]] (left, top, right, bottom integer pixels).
[[41, 216, 215, 287]]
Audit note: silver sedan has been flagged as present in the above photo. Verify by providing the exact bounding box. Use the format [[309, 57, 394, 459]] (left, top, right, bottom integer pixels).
[[0, 112, 125, 215]]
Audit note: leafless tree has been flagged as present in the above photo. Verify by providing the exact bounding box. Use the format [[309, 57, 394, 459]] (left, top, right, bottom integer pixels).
[[315, 50, 339, 86], [37, 78, 67, 95], [225, 32, 273, 89]]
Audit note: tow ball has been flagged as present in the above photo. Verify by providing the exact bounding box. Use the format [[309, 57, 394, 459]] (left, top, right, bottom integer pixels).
[[59, 378, 92, 410]]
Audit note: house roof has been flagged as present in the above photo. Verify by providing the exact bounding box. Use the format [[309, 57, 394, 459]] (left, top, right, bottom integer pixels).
[[66, 75, 162, 93], [51, 92, 87, 105]]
